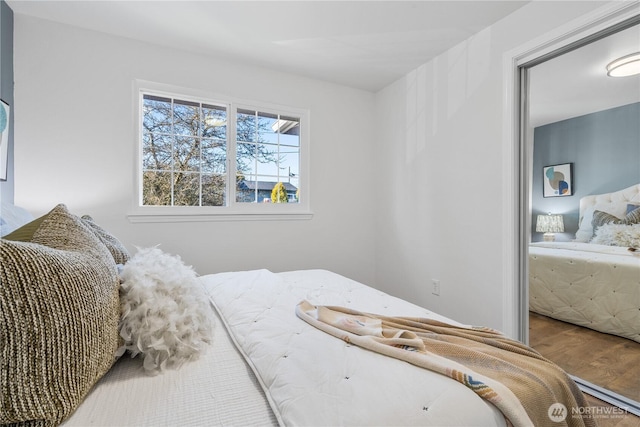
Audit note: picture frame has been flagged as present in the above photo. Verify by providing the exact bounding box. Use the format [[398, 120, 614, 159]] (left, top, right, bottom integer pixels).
[[543, 163, 573, 198], [0, 99, 9, 181]]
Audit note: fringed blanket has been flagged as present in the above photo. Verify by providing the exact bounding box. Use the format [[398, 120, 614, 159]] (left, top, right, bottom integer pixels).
[[296, 300, 595, 427]]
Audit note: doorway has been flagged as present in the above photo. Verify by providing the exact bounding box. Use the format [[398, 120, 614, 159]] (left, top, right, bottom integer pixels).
[[514, 5, 640, 416]]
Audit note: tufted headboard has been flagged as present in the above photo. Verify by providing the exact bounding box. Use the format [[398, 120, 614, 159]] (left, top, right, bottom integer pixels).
[[575, 183, 640, 242]]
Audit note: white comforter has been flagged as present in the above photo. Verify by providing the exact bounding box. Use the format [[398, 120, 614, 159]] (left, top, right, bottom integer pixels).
[[531, 241, 640, 256], [529, 242, 640, 343], [202, 269, 507, 427]]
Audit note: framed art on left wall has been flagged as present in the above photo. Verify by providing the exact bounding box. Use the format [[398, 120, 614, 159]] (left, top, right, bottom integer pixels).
[[0, 99, 9, 181], [543, 163, 573, 198]]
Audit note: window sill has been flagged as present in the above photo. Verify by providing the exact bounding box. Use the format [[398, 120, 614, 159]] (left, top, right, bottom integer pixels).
[[127, 208, 314, 223]]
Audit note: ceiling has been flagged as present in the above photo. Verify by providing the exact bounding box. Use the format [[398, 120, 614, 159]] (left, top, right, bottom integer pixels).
[[529, 21, 640, 127], [7, 0, 529, 92], [6, 1, 639, 126]]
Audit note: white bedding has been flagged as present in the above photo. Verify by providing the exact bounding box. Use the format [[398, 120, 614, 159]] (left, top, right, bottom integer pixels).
[[0, 201, 33, 236], [62, 307, 278, 426], [63, 267, 595, 426], [531, 241, 640, 256], [529, 242, 640, 343], [202, 269, 507, 427]]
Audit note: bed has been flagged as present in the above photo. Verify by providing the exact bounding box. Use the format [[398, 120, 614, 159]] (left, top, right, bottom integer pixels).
[[529, 183, 640, 343], [2, 203, 595, 426]]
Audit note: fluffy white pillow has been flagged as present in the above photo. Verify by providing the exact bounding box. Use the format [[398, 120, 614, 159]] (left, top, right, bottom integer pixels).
[[590, 223, 640, 248], [116, 247, 213, 375]]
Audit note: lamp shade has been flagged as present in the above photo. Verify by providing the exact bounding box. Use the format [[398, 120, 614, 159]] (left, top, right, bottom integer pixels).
[[536, 214, 565, 233], [606, 52, 640, 77]]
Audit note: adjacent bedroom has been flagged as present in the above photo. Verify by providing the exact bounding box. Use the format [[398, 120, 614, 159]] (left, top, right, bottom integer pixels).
[[1, 1, 639, 426], [524, 20, 640, 413]]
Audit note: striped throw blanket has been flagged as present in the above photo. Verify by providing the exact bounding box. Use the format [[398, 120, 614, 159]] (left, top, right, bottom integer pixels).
[[296, 300, 595, 427]]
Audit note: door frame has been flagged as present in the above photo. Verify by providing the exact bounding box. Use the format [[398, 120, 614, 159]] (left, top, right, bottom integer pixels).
[[501, 0, 640, 413]]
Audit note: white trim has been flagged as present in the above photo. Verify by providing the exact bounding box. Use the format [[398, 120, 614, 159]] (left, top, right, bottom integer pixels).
[[501, 51, 521, 341], [130, 79, 312, 222], [227, 106, 237, 205], [501, 1, 640, 342], [127, 211, 313, 223], [571, 376, 640, 417]]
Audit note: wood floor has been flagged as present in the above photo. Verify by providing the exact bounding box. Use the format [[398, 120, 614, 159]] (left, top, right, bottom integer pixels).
[[529, 312, 640, 427]]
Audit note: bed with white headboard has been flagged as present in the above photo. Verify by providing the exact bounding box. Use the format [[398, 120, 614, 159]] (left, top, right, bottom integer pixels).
[[529, 183, 640, 343]]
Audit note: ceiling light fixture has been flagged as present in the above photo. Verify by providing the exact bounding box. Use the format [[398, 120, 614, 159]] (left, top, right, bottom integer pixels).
[[606, 52, 640, 77]]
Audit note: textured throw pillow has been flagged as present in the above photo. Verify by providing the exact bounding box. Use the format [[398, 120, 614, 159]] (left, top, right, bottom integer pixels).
[[591, 223, 640, 247], [117, 247, 213, 375], [591, 210, 622, 229], [623, 207, 640, 223], [4, 209, 130, 266], [0, 204, 120, 426], [627, 203, 640, 215], [592, 208, 640, 230], [81, 215, 130, 264], [575, 201, 638, 242], [2, 211, 48, 241]]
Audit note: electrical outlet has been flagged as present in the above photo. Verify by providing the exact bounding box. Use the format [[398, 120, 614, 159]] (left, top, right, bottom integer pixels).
[[431, 279, 440, 296]]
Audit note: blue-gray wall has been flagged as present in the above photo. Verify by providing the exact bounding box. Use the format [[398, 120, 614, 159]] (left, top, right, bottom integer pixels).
[[0, 0, 13, 202], [532, 102, 640, 241]]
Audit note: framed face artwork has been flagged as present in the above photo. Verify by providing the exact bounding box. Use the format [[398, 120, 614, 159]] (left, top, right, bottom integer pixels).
[[543, 163, 573, 198], [0, 99, 9, 181]]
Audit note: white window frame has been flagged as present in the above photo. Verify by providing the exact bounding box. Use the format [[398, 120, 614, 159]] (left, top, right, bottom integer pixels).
[[128, 80, 312, 222]]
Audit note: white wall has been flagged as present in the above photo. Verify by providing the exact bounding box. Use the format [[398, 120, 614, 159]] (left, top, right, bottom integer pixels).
[[373, 1, 607, 331], [13, 2, 614, 334], [13, 15, 377, 283]]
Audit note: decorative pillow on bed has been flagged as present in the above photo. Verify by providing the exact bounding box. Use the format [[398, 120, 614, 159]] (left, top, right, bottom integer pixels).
[[3, 209, 130, 265], [81, 215, 130, 264], [1, 211, 48, 241], [575, 201, 636, 242], [628, 203, 640, 214], [116, 246, 213, 375], [0, 204, 120, 426], [590, 223, 640, 247], [591, 208, 640, 231]]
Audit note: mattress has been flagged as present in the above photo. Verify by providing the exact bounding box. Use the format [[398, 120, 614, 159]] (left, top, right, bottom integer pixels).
[[202, 269, 512, 427], [529, 242, 640, 343]]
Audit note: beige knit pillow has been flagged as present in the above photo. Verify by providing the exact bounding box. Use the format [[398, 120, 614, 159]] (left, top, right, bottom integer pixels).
[[3, 210, 130, 266], [0, 204, 120, 426], [81, 214, 130, 265]]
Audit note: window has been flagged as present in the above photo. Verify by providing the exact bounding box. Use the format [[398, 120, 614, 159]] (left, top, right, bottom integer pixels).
[[133, 83, 310, 221], [142, 95, 228, 207], [235, 109, 300, 204]]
